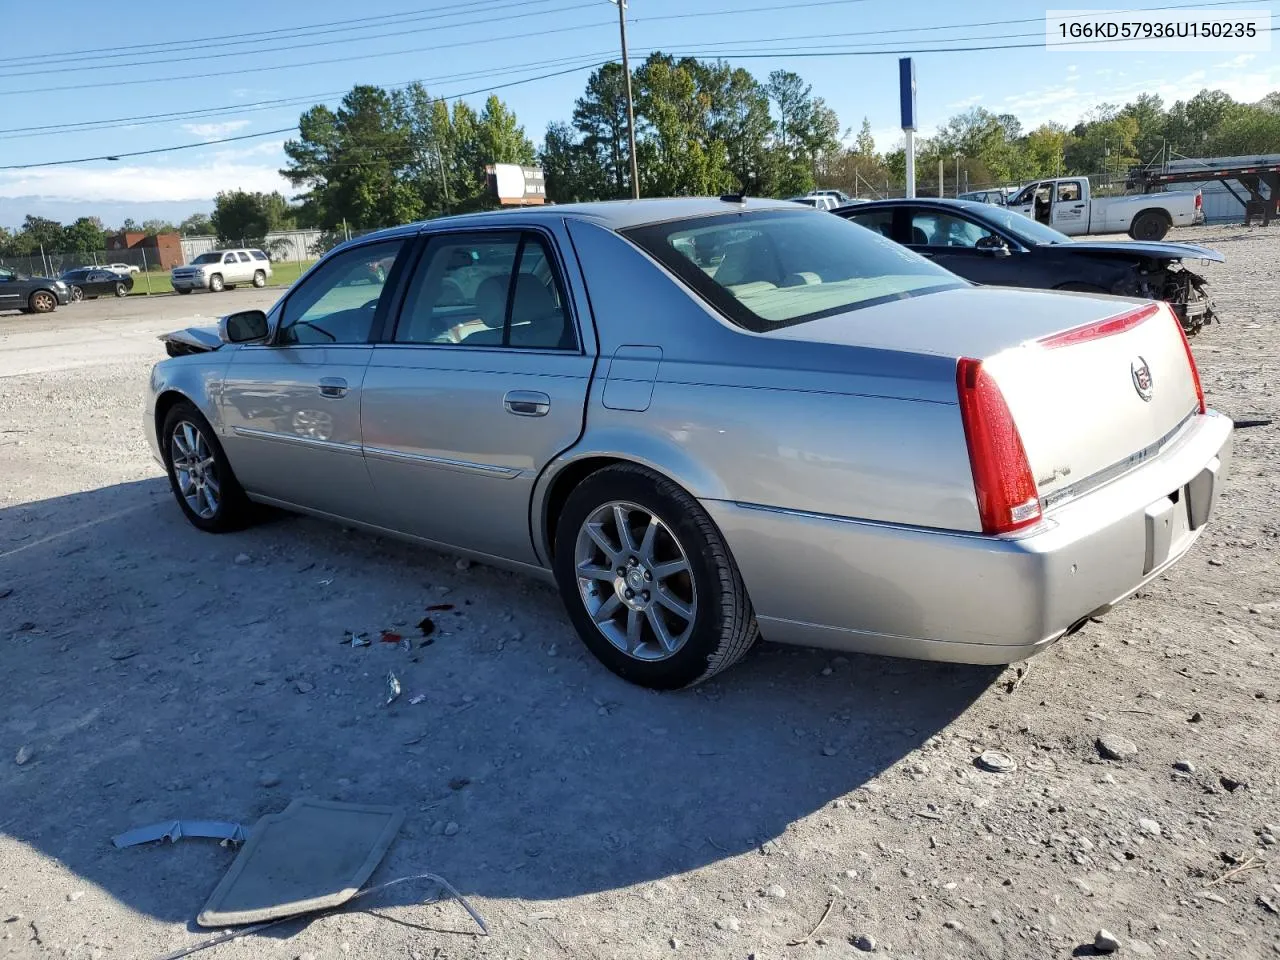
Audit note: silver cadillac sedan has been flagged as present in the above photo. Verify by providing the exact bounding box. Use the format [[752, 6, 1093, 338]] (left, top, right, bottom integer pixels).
[[146, 198, 1232, 689]]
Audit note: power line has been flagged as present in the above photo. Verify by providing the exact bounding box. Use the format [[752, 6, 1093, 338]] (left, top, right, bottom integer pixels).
[[0, 0, 600, 79], [0, 0, 553, 66], [0, 61, 608, 170]]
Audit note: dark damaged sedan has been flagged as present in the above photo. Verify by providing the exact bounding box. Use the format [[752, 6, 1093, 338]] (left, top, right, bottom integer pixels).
[[835, 198, 1221, 334]]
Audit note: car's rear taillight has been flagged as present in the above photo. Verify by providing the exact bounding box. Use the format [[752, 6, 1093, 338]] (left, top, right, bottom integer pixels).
[[956, 358, 1041, 535], [1195, 191, 1203, 210], [1171, 307, 1206, 413]]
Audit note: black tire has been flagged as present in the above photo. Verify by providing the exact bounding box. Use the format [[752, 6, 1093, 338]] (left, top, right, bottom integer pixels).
[[28, 290, 56, 314], [552, 464, 758, 689], [208, 274, 225, 293], [160, 401, 253, 533], [252, 270, 266, 288], [1130, 210, 1170, 241], [115, 282, 128, 297], [69, 286, 84, 303], [177, 287, 193, 295]]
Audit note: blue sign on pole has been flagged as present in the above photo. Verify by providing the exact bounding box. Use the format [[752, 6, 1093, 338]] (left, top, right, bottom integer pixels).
[[899, 57, 916, 132]]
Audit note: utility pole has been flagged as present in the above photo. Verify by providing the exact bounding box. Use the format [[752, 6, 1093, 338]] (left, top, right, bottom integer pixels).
[[954, 153, 960, 197], [611, 0, 640, 198]]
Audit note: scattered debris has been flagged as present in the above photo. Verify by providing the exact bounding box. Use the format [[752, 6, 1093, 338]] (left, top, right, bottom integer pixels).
[[1203, 854, 1262, 888], [1174, 759, 1196, 773], [416, 617, 436, 638], [14, 745, 32, 766], [425, 603, 454, 612], [1138, 818, 1162, 836], [385, 672, 402, 706], [1093, 928, 1120, 953], [112, 820, 248, 849], [850, 933, 876, 951], [444, 821, 460, 837], [1005, 663, 1031, 694], [1219, 774, 1247, 792], [380, 632, 402, 644], [763, 883, 786, 899], [1258, 895, 1279, 915], [448, 778, 471, 791], [786, 896, 835, 946], [1232, 418, 1274, 429], [66, 891, 85, 902], [109, 649, 140, 661], [233, 553, 251, 565], [0, 587, 12, 599], [1188, 711, 1204, 723], [974, 751, 1017, 774], [341, 631, 370, 648], [454, 558, 471, 571], [1096, 735, 1138, 762], [714, 916, 740, 933], [408, 694, 427, 706], [259, 773, 282, 789], [294, 681, 314, 694]]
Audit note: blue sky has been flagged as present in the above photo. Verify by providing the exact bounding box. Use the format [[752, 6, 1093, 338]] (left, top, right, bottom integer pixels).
[[0, 0, 1276, 226]]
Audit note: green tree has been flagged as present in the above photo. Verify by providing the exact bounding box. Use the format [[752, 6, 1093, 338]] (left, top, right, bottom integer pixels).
[[121, 218, 140, 232], [634, 54, 733, 196], [62, 217, 105, 254], [540, 121, 608, 203], [572, 63, 633, 197], [1025, 123, 1070, 178], [211, 190, 296, 245], [140, 218, 176, 236], [179, 213, 216, 235], [8, 215, 64, 255]]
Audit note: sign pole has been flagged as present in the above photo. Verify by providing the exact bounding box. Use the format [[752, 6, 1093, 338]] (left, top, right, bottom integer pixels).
[[899, 58, 917, 199]]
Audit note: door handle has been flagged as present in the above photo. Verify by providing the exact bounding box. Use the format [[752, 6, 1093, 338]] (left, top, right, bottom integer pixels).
[[1072, 203, 1085, 208], [504, 390, 550, 417], [318, 377, 348, 399]]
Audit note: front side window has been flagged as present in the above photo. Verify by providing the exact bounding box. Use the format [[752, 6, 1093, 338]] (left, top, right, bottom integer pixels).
[[908, 211, 994, 248], [624, 209, 962, 332], [277, 239, 405, 345], [223, 253, 237, 264], [191, 253, 221, 265], [395, 232, 574, 350]]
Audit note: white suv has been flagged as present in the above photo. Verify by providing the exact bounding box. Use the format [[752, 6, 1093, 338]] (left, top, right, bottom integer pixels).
[[171, 248, 272, 294]]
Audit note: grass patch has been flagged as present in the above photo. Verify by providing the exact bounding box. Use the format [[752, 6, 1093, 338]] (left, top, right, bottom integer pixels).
[[127, 260, 315, 296]]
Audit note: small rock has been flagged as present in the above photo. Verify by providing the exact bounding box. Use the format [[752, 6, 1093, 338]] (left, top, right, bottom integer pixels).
[[943, 920, 963, 930], [430, 820, 445, 835], [1071, 878, 1093, 896], [1138, 818, 1162, 836], [670, 937, 680, 949], [822, 745, 838, 757], [1259, 833, 1276, 847], [843, 869, 859, 880], [714, 916, 740, 932], [763, 884, 786, 899], [990, 910, 1002, 924], [975, 750, 1017, 773], [1188, 711, 1204, 723], [1129, 941, 1155, 957], [547, 644, 558, 657], [296, 953, 317, 960], [455, 558, 471, 571], [820, 667, 833, 676], [1220, 775, 1247, 792], [1173, 760, 1195, 773], [294, 680, 314, 694], [1208, 558, 1223, 566], [851, 933, 876, 952], [14, 746, 32, 766], [1097, 736, 1138, 761], [233, 553, 252, 565], [66, 891, 85, 902], [259, 773, 281, 788], [444, 821, 460, 837], [1094, 929, 1121, 953]]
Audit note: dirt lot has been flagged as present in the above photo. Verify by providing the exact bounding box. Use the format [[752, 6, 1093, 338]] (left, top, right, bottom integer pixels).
[[1, 225, 1277, 960]]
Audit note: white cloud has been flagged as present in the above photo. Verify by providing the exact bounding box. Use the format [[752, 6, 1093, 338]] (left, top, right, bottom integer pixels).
[[181, 119, 251, 140], [0, 145, 291, 203]]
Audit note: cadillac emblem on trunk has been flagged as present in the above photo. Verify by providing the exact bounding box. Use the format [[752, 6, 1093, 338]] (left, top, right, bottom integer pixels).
[[1131, 356, 1153, 401]]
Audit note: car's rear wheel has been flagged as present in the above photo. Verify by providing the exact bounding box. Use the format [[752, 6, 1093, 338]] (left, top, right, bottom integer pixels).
[[208, 274, 225, 293], [69, 285, 84, 302], [28, 290, 56, 313], [252, 270, 266, 288], [161, 401, 253, 533], [1130, 210, 1171, 241], [114, 282, 128, 297], [177, 287, 192, 295], [553, 464, 758, 689]]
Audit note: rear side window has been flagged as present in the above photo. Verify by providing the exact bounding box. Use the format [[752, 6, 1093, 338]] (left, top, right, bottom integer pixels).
[[236, 252, 252, 262], [846, 208, 896, 239], [624, 209, 961, 332], [251, 250, 269, 261]]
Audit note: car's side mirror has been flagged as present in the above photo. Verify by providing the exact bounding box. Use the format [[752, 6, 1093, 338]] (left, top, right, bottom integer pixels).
[[220, 309, 270, 343], [976, 235, 1011, 257]]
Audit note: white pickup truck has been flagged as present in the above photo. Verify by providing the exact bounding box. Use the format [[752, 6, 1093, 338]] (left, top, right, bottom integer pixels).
[[1008, 176, 1203, 241]]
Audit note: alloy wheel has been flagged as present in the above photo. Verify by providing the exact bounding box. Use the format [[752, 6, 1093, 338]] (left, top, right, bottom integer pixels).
[[170, 420, 220, 520], [573, 500, 697, 661]]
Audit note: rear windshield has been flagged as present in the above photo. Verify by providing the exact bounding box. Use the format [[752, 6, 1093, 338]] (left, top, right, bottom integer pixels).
[[623, 208, 963, 333], [190, 252, 222, 264]]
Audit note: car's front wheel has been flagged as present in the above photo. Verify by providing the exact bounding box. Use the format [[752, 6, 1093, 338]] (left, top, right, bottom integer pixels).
[[161, 401, 253, 533], [252, 270, 266, 288], [28, 290, 57, 313], [208, 274, 225, 293], [176, 287, 192, 295], [553, 464, 758, 689]]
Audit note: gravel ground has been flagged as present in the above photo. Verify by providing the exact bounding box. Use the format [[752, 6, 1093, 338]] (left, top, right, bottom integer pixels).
[[1, 224, 1277, 960]]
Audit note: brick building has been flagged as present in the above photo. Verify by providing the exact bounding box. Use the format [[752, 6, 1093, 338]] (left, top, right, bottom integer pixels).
[[106, 231, 184, 270]]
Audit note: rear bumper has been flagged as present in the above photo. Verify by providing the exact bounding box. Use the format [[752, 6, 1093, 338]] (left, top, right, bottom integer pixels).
[[705, 410, 1233, 664]]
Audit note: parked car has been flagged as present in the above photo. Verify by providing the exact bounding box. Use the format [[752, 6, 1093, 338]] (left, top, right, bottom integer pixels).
[[833, 197, 1220, 334], [957, 188, 1013, 205], [171, 248, 271, 294], [0, 265, 70, 314], [788, 195, 838, 210], [103, 262, 141, 275], [147, 198, 1232, 689], [60, 267, 133, 301], [1006, 176, 1203, 240], [807, 188, 853, 204]]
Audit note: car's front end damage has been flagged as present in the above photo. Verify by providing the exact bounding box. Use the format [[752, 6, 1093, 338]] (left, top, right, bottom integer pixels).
[[1066, 240, 1223, 336]]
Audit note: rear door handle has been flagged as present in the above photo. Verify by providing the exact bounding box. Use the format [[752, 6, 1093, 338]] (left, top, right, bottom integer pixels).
[[504, 390, 550, 417], [318, 377, 348, 398]]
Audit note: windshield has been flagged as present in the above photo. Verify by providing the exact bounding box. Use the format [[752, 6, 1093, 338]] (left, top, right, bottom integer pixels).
[[976, 206, 1070, 246], [190, 252, 222, 264], [624, 208, 964, 333]]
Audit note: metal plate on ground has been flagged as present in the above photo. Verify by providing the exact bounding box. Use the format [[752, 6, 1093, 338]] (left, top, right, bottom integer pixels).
[[196, 798, 404, 928]]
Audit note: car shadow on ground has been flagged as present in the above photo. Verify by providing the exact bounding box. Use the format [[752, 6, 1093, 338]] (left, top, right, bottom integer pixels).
[[0, 479, 1000, 926]]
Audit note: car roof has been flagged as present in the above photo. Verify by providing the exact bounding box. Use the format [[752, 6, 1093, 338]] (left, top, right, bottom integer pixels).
[[833, 197, 998, 217], [356, 197, 803, 243]]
